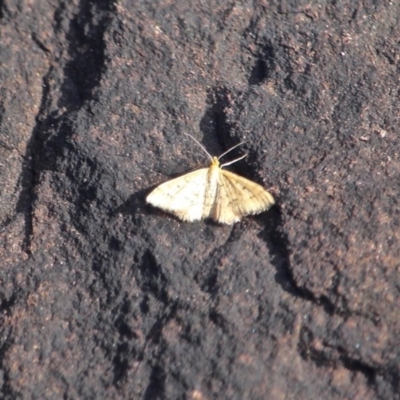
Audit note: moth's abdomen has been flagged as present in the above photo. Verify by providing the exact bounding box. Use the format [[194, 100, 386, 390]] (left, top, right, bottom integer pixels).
[[202, 165, 220, 217]]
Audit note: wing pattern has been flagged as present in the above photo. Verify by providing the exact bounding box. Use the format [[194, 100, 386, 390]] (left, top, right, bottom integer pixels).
[[146, 168, 210, 221], [209, 169, 275, 224]]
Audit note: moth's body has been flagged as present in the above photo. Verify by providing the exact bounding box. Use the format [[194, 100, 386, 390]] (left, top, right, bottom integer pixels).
[[147, 154, 275, 225]]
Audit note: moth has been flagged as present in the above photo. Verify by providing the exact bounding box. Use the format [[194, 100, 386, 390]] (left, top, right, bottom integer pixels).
[[146, 134, 275, 224]]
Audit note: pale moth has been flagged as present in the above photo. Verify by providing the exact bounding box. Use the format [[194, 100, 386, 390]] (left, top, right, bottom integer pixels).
[[146, 134, 275, 224]]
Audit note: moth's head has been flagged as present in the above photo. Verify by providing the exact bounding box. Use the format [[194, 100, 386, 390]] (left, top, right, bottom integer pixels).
[[210, 156, 220, 168]]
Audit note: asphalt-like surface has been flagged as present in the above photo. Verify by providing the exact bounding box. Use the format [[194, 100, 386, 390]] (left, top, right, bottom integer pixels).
[[1, 1, 399, 398]]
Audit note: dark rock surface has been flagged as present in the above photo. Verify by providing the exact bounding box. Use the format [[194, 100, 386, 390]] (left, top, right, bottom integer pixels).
[[1, 0, 399, 398]]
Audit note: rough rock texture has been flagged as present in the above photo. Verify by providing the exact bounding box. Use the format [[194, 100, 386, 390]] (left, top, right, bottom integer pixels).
[[1, 0, 399, 399]]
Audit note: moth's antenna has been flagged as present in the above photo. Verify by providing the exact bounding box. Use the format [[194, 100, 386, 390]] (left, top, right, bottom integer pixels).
[[184, 133, 213, 162], [218, 141, 246, 161], [220, 153, 247, 168]]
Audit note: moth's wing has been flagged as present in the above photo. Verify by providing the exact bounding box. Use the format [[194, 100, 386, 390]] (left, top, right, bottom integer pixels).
[[146, 168, 210, 222], [210, 169, 275, 224]]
